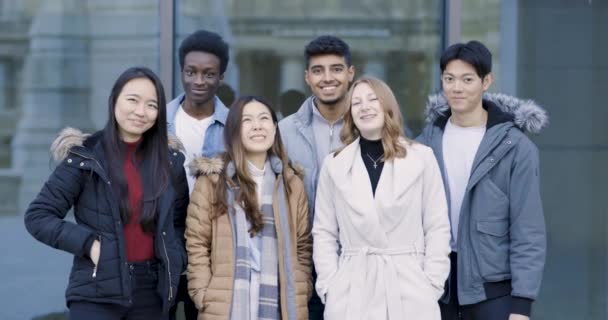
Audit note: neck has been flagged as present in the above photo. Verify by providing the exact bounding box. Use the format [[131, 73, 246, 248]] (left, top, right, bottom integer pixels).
[[450, 102, 487, 127], [246, 152, 267, 170], [360, 131, 382, 141], [183, 97, 215, 120], [315, 98, 346, 123]]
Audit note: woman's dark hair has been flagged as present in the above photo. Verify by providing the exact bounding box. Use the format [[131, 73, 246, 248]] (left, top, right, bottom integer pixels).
[[102, 66, 170, 233], [211, 95, 295, 236]]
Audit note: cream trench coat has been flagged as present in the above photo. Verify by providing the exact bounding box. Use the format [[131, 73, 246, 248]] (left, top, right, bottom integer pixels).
[[312, 138, 451, 320]]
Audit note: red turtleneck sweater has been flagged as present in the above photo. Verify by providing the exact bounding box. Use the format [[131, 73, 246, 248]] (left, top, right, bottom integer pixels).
[[122, 140, 154, 262]]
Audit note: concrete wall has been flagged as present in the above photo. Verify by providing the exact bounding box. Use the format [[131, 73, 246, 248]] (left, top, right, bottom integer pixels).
[[517, 1, 607, 319]]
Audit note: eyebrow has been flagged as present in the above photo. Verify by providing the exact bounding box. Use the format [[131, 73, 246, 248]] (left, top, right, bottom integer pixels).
[[310, 63, 346, 69], [124, 93, 157, 104], [443, 72, 476, 77], [242, 111, 271, 117]]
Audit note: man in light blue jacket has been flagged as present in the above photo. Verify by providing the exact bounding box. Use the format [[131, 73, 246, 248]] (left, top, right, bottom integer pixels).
[[278, 35, 355, 319], [166, 29, 230, 320], [417, 40, 547, 320]]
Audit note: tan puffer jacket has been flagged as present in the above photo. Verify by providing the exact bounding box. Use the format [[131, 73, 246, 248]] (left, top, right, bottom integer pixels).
[[185, 157, 312, 320]]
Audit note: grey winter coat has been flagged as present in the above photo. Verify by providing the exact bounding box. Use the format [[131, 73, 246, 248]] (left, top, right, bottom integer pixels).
[[416, 93, 547, 315], [278, 97, 343, 222]]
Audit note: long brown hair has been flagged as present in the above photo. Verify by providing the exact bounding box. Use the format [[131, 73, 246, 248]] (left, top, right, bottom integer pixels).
[[338, 76, 411, 160], [211, 96, 295, 236]]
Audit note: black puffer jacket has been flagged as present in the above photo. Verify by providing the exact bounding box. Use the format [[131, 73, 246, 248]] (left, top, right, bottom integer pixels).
[[24, 128, 189, 312]]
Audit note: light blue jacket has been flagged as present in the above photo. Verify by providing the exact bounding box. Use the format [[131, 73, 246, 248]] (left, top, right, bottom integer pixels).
[[417, 93, 548, 313], [166, 93, 229, 157], [279, 97, 339, 223]]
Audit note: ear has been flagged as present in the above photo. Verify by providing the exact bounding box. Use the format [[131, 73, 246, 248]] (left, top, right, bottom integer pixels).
[[482, 73, 493, 91], [347, 65, 355, 82], [304, 70, 311, 87], [219, 73, 225, 85]]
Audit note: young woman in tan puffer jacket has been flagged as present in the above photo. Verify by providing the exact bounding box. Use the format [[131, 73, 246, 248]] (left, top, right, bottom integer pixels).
[[185, 96, 312, 320]]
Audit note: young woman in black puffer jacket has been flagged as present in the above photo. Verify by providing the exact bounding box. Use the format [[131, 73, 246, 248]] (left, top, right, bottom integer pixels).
[[24, 67, 189, 319]]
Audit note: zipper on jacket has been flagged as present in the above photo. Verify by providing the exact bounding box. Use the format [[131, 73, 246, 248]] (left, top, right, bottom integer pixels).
[[161, 232, 173, 301], [92, 235, 101, 278]]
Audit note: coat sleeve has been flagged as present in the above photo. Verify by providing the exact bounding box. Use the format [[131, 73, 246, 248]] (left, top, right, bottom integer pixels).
[[311, 159, 340, 303], [292, 177, 313, 298], [24, 160, 96, 258], [172, 152, 190, 269], [185, 176, 214, 310], [415, 125, 431, 145], [420, 146, 451, 300], [508, 140, 546, 316]]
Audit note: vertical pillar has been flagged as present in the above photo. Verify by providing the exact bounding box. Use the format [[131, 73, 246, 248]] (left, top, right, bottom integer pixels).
[[12, 0, 92, 213], [280, 53, 305, 92]]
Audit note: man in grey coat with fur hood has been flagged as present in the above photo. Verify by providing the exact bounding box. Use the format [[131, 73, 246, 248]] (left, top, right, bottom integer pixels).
[[417, 40, 547, 320]]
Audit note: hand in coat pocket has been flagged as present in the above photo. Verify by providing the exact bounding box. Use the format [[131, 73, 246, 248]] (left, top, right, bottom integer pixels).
[[90, 239, 100, 266]]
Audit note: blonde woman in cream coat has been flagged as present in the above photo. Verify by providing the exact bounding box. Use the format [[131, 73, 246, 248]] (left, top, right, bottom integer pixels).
[[313, 76, 451, 320]]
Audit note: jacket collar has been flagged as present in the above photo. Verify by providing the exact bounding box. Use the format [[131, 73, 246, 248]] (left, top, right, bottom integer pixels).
[[293, 96, 316, 127], [424, 92, 548, 134], [166, 93, 229, 134], [51, 127, 184, 163]]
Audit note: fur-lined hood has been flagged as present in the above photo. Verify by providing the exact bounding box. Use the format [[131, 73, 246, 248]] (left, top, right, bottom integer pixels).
[[189, 156, 304, 180], [50, 127, 185, 162], [424, 92, 548, 134]]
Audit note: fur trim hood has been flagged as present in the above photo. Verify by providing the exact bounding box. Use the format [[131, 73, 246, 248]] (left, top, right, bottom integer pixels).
[[50, 127, 185, 162], [189, 156, 305, 180], [424, 92, 549, 134]]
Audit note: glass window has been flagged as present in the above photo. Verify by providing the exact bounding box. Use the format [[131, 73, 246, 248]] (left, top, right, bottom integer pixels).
[[0, 1, 161, 319], [174, 0, 444, 135]]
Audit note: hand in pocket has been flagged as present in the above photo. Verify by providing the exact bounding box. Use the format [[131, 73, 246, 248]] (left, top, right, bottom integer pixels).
[[90, 239, 101, 266]]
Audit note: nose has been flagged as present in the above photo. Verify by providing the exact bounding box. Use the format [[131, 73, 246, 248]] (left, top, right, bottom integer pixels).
[[194, 73, 204, 86], [247, 118, 262, 130], [133, 103, 145, 116], [452, 79, 464, 92], [321, 69, 333, 83]]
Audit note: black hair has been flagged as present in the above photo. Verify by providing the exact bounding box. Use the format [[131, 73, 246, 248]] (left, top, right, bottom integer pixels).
[[178, 29, 230, 74], [440, 40, 492, 78], [304, 35, 352, 67], [102, 66, 170, 233]]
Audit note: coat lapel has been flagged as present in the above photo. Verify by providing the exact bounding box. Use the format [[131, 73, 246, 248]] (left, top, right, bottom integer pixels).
[[374, 141, 424, 234], [331, 139, 387, 247]]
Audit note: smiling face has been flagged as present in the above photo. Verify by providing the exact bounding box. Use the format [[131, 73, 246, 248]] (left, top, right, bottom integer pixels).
[[442, 59, 492, 116], [240, 100, 277, 159], [114, 77, 159, 142], [181, 51, 223, 107], [350, 82, 385, 140], [304, 54, 354, 108]]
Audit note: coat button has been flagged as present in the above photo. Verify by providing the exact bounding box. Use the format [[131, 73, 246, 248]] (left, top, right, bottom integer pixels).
[[107, 181, 111, 185], [79, 162, 84, 167], [489, 158, 495, 163], [162, 231, 166, 236], [173, 152, 177, 156], [67, 159, 72, 163], [506, 140, 512, 145]]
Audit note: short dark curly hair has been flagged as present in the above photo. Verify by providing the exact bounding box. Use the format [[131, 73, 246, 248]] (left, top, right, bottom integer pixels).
[[304, 35, 352, 68], [178, 30, 230, 74]]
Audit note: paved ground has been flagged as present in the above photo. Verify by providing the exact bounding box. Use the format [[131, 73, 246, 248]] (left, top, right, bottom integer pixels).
[[0, 215, 71, 320]]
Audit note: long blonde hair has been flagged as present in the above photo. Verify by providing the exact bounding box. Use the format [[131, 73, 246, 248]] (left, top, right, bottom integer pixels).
[[338, 76, 412, 160]]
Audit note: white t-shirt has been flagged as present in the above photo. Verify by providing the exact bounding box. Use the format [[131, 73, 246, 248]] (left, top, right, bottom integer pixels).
[[442, 117, 486, 251], [175, 105, 213, 194]]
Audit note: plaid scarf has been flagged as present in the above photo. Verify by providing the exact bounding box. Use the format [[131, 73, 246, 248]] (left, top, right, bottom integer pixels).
[[230, 159, 280, 320]]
